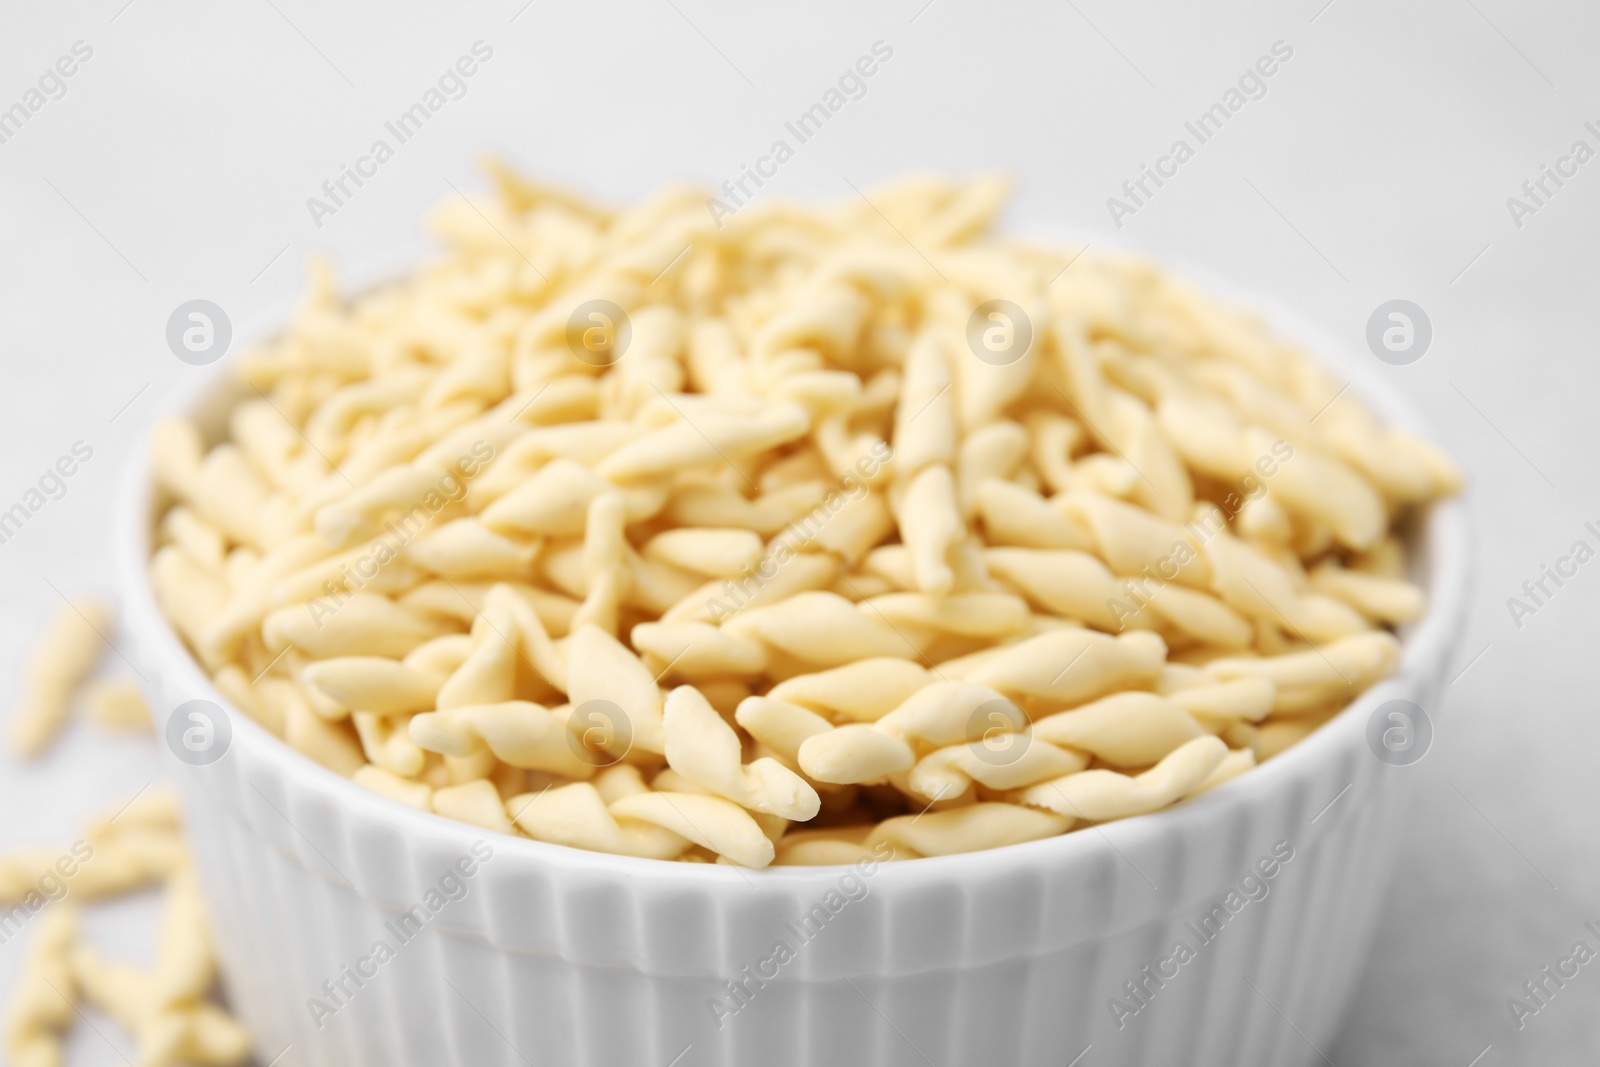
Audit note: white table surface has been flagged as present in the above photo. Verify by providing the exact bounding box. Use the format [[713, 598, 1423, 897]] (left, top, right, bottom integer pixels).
[[1, 2, 1594, 1064]]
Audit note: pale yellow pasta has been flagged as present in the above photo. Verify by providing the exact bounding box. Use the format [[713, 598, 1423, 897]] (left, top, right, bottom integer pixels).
[[83, 678, 153, 733], [3, 907, 76, 1067], [725, 591, 915, 666], [773, 827, 880, 867], [733, 696, 834, 764], [432, 779, 515, 834], [797, 723, 915, 784], [974, 478, 1093, 550], [908, 737, 1089, 799], [864, 591, 1029, 638], [151, 547, 232, 664], [0, 788, 186, 906], [352, 709, 426, 777], [73, 934, 250, 1067], [410, 701, 594, 778], [631, 620, 769, 680], [302, 656, 443, 716], [663, 552, 839, 624], [509, 783, 689, 860], [150, 868, 215, 1007], [868, 803, 1072, 858], [642, 527, 764, 577], [262, 593, 446, 659], [266, 679, 365, 775], [1161, 676, 1277, 727], [353, 764, 434, 808], [1189, 746, 1258, 797], [1308, 560, 1426, 624], [482, 457, 629, 537], [963, 629, 1167, 705], [2, 793, 248, 1067], [1253, 715, 1330, 759], [766, 658, 932, 722], [1205, 631, 1400, 708], [661, 686, 819, 819], [983, 548, 1141, 632], [897, 463, 965, 594], [9, 599, 110, 757], [137, 168, 1458, 865], [565, 623, 664, 754], [435, 594, 521, 709], [1031, 691, 1206, 767], [405, 517, 539, 580], [1022, 735, 1229, 822], [608, 791, 775, 868], [573, 491, 630, 635]]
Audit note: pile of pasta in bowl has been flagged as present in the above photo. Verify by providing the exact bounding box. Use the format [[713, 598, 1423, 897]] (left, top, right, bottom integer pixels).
[[146, 166, 1460, 868]]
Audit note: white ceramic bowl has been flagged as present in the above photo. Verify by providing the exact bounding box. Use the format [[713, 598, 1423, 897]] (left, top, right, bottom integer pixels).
[[113, 246, 1467, 1067]]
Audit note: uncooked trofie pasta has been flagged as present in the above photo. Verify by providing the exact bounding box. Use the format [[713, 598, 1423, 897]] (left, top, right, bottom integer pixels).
[[144, 166, 1460, 867], [0, 788, 250, 1067], [8, 599, 110, 757]]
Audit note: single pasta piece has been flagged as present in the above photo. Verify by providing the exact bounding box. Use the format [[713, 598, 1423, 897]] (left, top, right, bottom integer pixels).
[[1021, 736, 1230, 823], [10, 599, 110, 756], [868, 803, 1073, 858], [432, 779, 515, 834], [661, 685, 820, 820], [3, 906, 78, 1067], [83, 678, 153, 733]]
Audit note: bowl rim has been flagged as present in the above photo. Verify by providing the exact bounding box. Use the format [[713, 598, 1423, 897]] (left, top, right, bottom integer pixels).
[[111, 216, 1470, 890]]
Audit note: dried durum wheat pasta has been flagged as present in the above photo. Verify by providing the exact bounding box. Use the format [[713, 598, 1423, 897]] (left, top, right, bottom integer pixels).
[[8, 599, 110, 757], [3, 907, 77, 1067], [82, 678, 154, 733], [0, 789, 249, 1067], [142, 166, 1460, 866]]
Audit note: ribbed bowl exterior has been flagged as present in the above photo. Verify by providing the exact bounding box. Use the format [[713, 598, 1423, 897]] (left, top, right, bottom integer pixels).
[[121, 498, 1460, 1067], [138, 657, 1442, 1067], [114, 253, 1468, 1067]]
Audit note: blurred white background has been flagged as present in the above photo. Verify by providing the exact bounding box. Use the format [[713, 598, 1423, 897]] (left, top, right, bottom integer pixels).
[[1, 1, 1594, 1063]]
